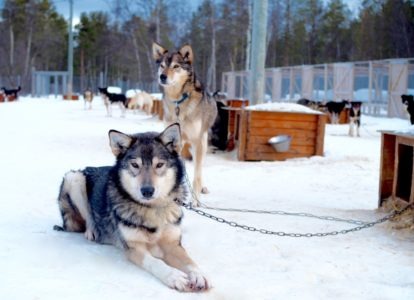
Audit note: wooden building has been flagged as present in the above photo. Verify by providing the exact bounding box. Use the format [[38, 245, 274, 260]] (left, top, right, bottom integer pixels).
[[237, 108, 327, 161], [379, 130, 414, 207]]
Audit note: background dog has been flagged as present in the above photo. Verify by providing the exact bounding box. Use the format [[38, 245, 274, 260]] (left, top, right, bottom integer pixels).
[[325, 100, 348, 124], [348, 101, 362, 137], [210, 90, 229, 151], [54, 124, 210, 292], [401, 94, 414, 125], [98, 87, 127, 117], [83, 88, 93, 110], [128, 91, 154, 115], [296, 98, 322, 111], [152, 42, 217, 205], [1, 86, 21, 101]]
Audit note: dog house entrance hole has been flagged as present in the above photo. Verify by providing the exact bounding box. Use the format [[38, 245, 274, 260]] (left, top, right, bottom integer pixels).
[[396, 143, 413, 202]]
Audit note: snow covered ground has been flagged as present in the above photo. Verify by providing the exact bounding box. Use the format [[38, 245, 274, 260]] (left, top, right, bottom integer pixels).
[[0, 97, 413, 300]]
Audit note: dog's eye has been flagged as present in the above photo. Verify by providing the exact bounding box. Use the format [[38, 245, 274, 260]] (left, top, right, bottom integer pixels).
[[173, 65, 180, 69], [160, 64, 165, 69], [131, 162, 139, 169], [155, 162, 164, 169]]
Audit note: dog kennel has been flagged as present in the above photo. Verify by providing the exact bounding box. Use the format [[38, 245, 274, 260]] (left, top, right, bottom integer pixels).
[[237, 107, 327, 161], [379, 130, 414, 206]]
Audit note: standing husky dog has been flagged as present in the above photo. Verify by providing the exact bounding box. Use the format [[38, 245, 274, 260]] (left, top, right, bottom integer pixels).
[[54, 124, 210, 292], [152, 43, 217, 205]]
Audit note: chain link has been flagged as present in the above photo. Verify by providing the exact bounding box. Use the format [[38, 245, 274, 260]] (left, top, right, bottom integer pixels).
[[175, 198, 413, 238], [199, 203, 368, 225], [178, 172, 413, 238]]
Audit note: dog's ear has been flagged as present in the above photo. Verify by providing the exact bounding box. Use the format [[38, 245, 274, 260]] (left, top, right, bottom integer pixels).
[[108, 130, 134, 157], [179, 45, 193, 64], [158, 123, 182, 154], [152, 42, 168, 62]]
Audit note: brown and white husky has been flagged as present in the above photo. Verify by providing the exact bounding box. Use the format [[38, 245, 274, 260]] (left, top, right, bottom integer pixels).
[[152, 43, 217, 206]]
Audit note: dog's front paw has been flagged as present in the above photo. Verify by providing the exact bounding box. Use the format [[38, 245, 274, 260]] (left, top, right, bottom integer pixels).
[[164, 269, 190, 292], [201, 187, 209, 194], [84, 228, 96, 241], [187, 271, 211, 292]]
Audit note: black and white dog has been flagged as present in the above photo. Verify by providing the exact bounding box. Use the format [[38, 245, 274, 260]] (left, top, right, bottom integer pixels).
[[348, 101, 362, 137], [325, 100, 348, 124], [1, 86, 21, 100], [98, 87, 127, 117], [401, 94, 414, 125]]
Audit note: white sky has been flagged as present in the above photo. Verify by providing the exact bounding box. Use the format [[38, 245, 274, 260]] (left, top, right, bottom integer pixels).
[[53, 0, 363, 25]]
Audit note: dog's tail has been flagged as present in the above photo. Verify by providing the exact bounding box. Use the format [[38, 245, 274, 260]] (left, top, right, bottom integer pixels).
[[17, 86, 21, 92]]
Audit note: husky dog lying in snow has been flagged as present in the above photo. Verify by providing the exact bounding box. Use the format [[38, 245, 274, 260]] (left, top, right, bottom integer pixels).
[[54, 124, 210, 292]]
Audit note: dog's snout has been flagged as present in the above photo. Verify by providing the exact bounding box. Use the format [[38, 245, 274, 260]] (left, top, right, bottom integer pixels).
[[141, 186, 155, 199], [160, 74, 167, 83]]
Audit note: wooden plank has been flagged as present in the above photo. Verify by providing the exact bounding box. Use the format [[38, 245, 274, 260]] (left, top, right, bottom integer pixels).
[[227, 99, 249, 108], [250, 111, 320, 121], [246, 144, 315, 154], [158, 102, 164, 120], [247, 129, 317, 139], [244, 151, 312, 161], [379, 133, 396, 206], [249, 123, 317, 137], [249, 119, 317, 129], [228, 111, 237, 134], [248, 135, 315, 146], [391, 136, 400, 204], [237, 110, 249, 161], [315, 114, 327, 156], [397, 136, 414, 147]]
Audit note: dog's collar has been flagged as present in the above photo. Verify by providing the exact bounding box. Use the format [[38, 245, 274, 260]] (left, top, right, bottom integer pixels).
[[172, 93, 189, 119], [172, 93, 189, 106], [114, 210, 157, 233]]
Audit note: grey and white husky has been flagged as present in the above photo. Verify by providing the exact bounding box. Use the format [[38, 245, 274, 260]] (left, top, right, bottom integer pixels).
[[54, 124, 210, 292]]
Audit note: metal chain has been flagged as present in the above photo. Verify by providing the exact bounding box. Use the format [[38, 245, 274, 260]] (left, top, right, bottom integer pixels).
[[179, 171, 413, 238], [175, 198, 413, 238], [198, 203, 368, 225]]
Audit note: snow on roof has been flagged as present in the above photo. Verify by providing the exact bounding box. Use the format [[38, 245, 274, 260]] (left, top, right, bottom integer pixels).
[[245, 102, 323, 114]]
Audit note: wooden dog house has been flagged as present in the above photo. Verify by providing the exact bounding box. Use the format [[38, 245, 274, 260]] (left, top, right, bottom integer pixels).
[[225, 99, 249, 151], [379, 131, 414, 207], [238, 106, 327, 161], [151, 99, 164, 120]]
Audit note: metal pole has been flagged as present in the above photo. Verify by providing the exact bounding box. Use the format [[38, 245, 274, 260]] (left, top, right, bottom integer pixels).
[[67, 0, 74, 99], [368, 61, 373, 114], [249, 0, 268, 105]]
